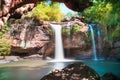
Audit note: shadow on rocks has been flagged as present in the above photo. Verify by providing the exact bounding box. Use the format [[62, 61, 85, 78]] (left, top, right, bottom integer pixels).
[[101, 73, 120, 80], [40, 62, 100, 80]]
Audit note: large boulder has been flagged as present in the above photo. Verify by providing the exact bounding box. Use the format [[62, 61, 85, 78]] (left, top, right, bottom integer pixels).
[[40, 62, 100, 80]]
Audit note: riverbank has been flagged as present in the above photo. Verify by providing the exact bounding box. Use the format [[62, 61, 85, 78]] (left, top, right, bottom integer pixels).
[[0, 59, 47, 68], [0, 55, 48, 68]]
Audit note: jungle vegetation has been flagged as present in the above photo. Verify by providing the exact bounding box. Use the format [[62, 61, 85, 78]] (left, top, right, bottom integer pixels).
[[82, 0, 120, 42]]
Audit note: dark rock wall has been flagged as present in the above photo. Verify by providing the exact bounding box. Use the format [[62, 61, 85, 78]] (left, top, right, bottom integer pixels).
[[103, 41, 120, 61]]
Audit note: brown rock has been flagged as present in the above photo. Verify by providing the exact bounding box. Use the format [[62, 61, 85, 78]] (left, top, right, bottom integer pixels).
[[40, 62, 100, 80], [10, 18, 50, 55]]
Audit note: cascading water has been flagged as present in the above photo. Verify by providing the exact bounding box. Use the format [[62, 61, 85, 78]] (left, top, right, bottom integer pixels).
[[89, 24, 98, 60], [50, 23, 74, 62], [50, 24, 64, 61], [97, 24, 102, 58]]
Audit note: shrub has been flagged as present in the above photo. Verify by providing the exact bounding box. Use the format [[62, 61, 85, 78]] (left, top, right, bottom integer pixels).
[[0, 38, 11, 59], [0, 22, 9, 37], [70, 24, 80, 35], [32, 1, 64, 21]]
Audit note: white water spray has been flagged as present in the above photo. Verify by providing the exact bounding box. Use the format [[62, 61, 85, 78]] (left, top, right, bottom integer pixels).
[[89, 24, 98, 60], [50, 23, 74, 62], [50, 24, 64, 61]]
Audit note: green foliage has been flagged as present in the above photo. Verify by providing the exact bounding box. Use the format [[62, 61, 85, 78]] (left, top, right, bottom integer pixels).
[[111, 26, 120, 41], [62, 24, 80, 37], [32, 1, 64, 21], [71, 24, 80, 34], [0, 22, 9, 37], [83, 2, 112, 25], [0, 38, 11, 56], [62, 27, 70, 37], [0, 21, 11, 56], [83, 0, 120, 26], [82, 0, 120, 42]]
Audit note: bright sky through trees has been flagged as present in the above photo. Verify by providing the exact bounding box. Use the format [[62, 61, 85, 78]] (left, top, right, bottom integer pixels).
[[60, 3, 77, 15]]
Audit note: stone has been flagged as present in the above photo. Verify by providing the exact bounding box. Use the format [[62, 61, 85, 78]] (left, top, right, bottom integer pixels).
[[10, 18, 50, 55], [101, 73, 120, 80], [114, 41, 120, 48], [40, 62, 100, 80]]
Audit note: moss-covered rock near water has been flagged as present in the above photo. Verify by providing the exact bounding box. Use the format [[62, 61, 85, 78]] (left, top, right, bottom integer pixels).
[[40, 62, 100, 80], [101, 73, 120, 80]]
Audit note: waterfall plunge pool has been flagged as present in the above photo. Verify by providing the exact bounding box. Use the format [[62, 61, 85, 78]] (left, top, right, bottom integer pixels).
[[0, 60, 120, 80]]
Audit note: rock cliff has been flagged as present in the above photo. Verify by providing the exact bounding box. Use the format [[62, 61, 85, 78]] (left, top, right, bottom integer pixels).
[[9, 16, 89, 58]]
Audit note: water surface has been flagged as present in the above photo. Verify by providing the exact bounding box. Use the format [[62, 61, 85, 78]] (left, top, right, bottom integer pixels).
[[0, 60, 120, 80]]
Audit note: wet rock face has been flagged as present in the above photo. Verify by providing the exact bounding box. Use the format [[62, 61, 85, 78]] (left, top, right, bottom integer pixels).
[[62, 16, 88, 49], [62, 17, 91, 58], [41, 62, 100, 80], [10, 18, 50, 54], [103, 41, 120, 61]]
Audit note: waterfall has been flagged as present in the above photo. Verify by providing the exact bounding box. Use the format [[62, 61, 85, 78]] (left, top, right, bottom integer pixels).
[[97, 24, 103, 59], [50, 23, 74, 62], [89, 24, 98, 60], [50, 24, 64, 61]]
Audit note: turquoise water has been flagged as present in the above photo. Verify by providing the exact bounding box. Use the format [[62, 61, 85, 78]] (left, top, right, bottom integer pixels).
[[0, 60, 120, 80], [82, 60, 120, 77], [0, 66, 51, 80]]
